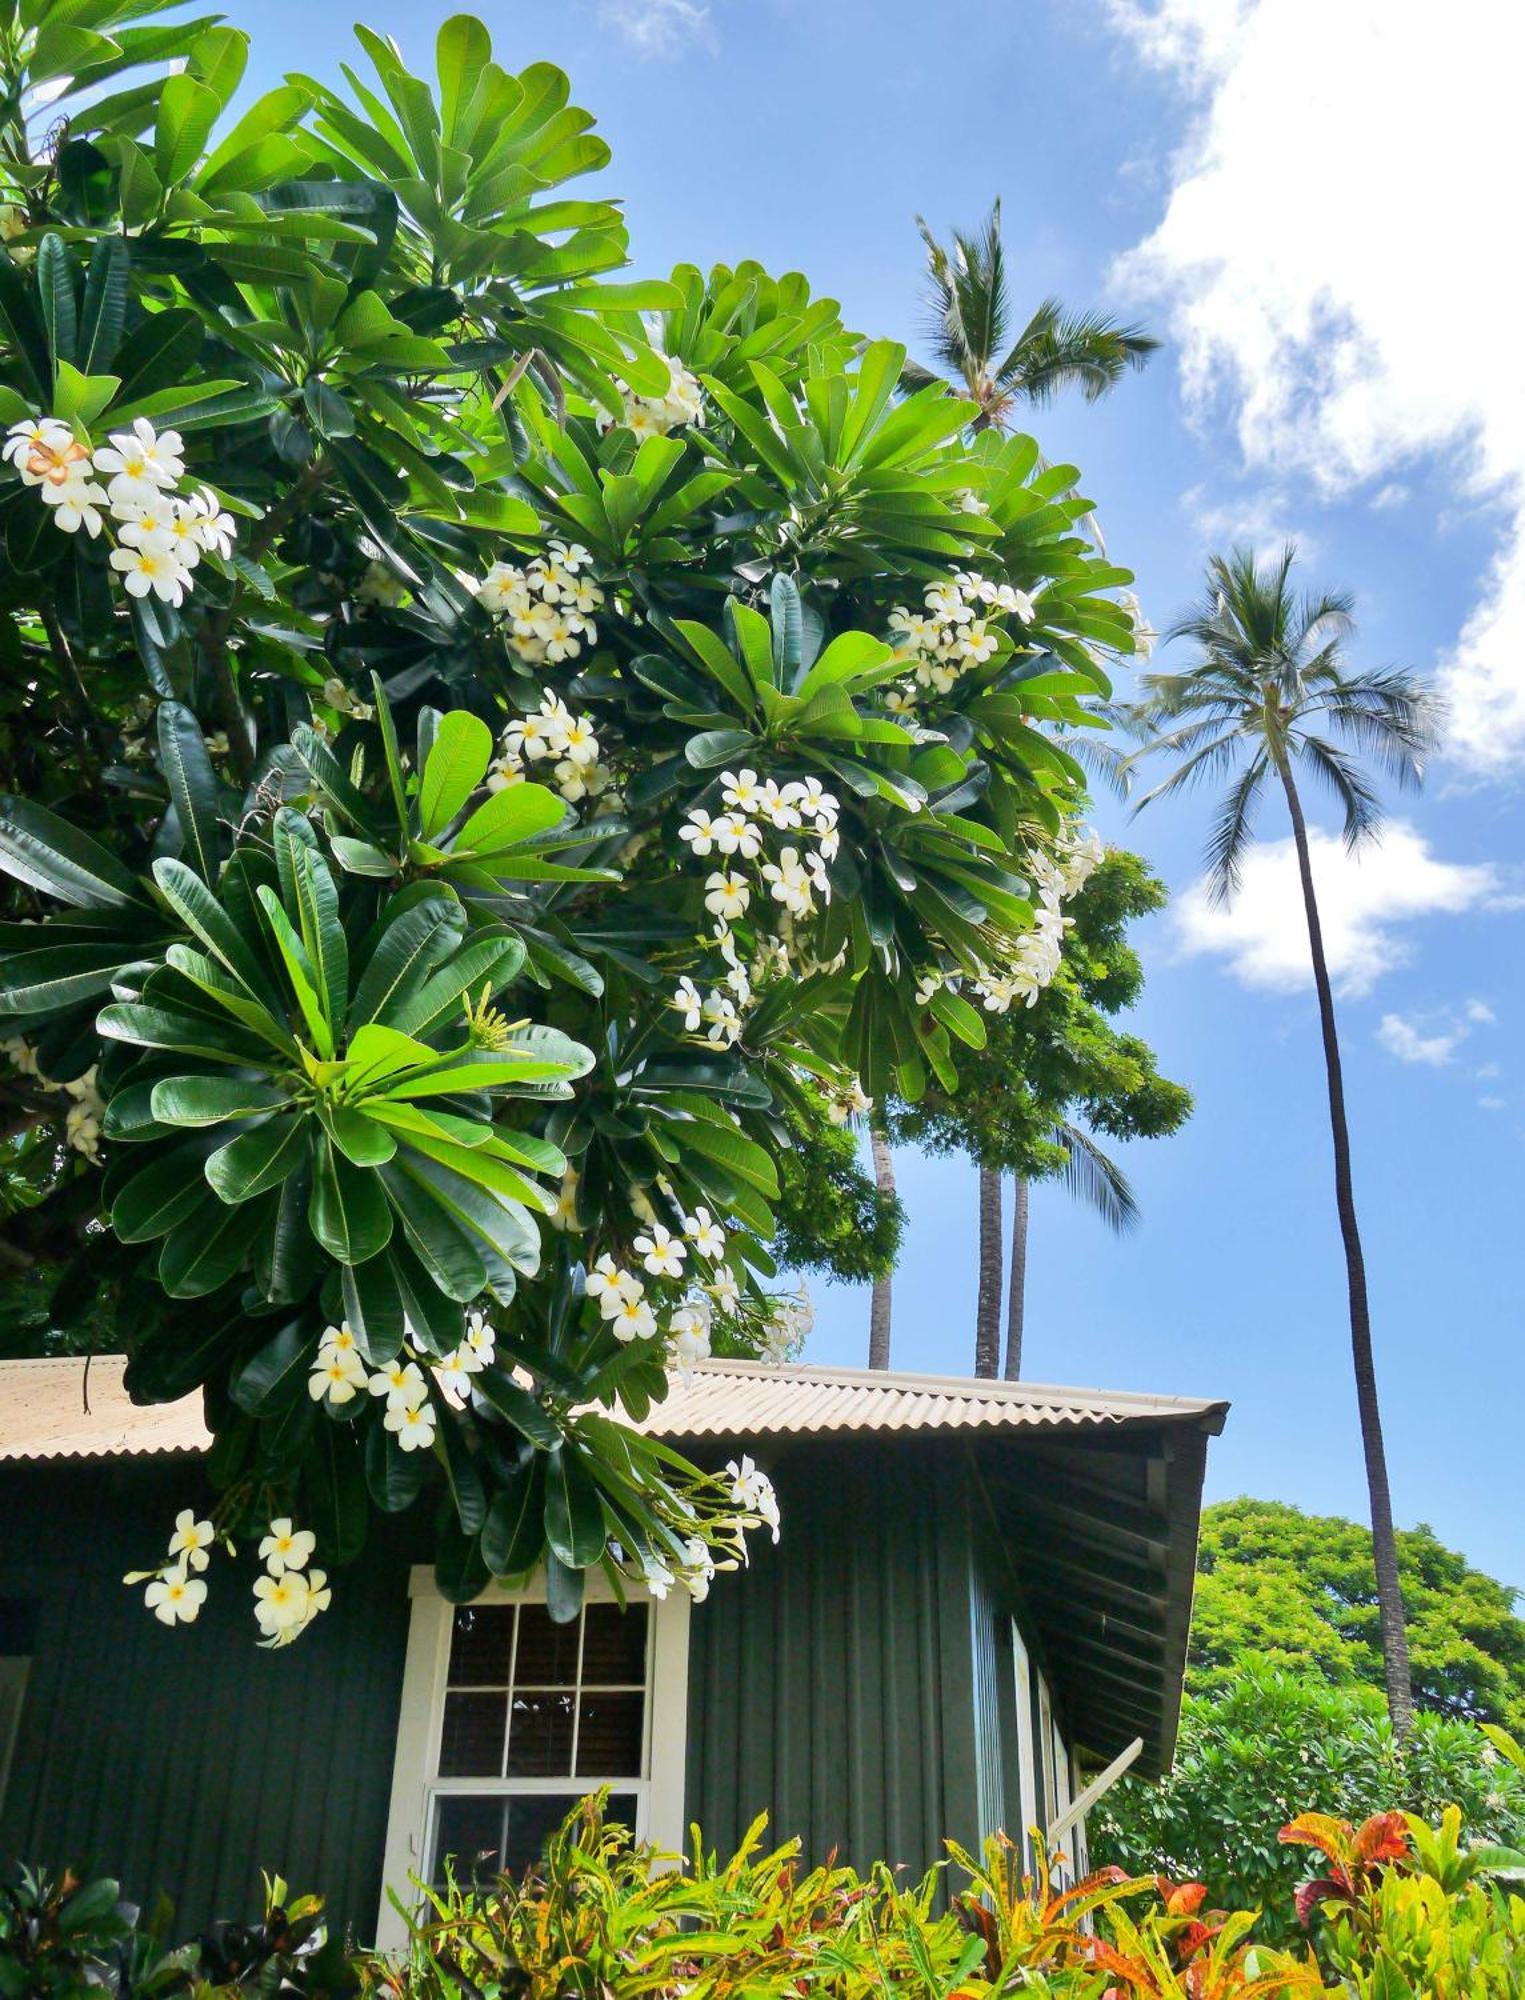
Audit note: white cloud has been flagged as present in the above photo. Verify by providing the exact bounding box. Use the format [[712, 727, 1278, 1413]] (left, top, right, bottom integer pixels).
[[1465, 999, 1497, 1025], [1107, 0, 1525, 775], [1182, 483, 1313, 565], [1480, 1095, 1507, 1112], [1376, 1014, 1463, 1067], [1173, 821, 1505, 996], [599, 0, 713, 55]]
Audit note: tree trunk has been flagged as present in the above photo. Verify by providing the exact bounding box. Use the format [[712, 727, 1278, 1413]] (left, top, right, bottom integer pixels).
[[974, 1166, 1003, 1378], [1003, 1176, 1029, 1380], [1279, 763, 1413, 1734], [867, 1122, 895, 1370]]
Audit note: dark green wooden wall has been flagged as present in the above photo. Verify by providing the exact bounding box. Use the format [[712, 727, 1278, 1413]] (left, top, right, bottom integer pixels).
[[681, 1438, 1036, 1878], [0, 1458, 413, 1938], [1, 1438, 1041, 1936]]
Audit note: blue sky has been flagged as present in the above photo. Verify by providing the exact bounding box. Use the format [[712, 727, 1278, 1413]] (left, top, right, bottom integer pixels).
[[245, 0, 1524, 1582]]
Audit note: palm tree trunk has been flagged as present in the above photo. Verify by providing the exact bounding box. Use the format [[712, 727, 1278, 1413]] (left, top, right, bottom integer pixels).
[[867, 1121, 895, 1370], [974, 1166, 1003, 1378], [1003, 1176, 1029, 1379], [1279, 763, 1413, 1734]]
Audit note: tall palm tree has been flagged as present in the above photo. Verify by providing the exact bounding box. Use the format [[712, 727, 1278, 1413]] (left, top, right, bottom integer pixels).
[[1001, 1124, 1138, 1380], [906, 199, 1158, 432], [867, 1120, 895, 1369], [1123, 544, 1441, 1735]]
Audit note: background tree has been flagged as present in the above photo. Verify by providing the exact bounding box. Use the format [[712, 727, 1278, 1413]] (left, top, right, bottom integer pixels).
[[1124, 545, 1441, 1733], [889, 848, 1191, 1376], [1192, 1499, 1525, 1735], [894, 197, 1158, 1374], [904, 198, 1158, 430], [1092, 1662, 1525, 1949]]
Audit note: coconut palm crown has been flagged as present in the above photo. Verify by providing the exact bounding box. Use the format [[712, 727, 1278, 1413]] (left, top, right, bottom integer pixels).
[[904, 198, 1159, 429]]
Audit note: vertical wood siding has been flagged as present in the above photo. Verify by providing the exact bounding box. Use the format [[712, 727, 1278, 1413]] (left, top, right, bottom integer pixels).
[[0, 1459, 412, 1940], [683, 1440, 990, 1879]]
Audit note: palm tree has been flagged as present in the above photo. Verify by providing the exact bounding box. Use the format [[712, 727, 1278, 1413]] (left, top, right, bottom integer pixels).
[[1123, 544, 1441, 1736], [905, 199, 1158, 432], [867, 1120, 895, 1369], [1001, 1123, 1138, 1380]]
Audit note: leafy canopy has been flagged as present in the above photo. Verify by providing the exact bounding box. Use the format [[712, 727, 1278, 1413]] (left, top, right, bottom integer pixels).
[[0, 0, 1139, 1634]]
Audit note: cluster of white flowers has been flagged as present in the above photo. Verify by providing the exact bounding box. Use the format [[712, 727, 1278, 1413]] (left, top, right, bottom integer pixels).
[[586, 1204, 731, 1376], [602, 354, 704, 439], [884, 571, 1036, 706], [672, 770, 841, 1023], [3, 415, 235, 602], [1, 1039, 105, 1161], [253, 1516, 330, 1648], [476, 541, 604, 668], [487, 687, 615, 807], [134, 1509, 216, 1626], [307, 1315, 497, 1445], [916, 821, 1106, 1017]]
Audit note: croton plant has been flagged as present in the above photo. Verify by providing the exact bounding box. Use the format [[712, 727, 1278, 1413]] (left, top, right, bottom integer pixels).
[[0, 0, 1133, 1640]]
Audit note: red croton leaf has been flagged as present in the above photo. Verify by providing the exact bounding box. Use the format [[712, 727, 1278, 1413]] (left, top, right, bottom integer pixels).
[[1278, 1811, 1352, 1863], [1352, 1811, 1411, 1867], [1156, 1877, 1210, 1917], [1294, 1876, 1346, 1930]]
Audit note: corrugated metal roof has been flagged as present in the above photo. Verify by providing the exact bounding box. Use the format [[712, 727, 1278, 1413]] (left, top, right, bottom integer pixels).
[[0, 1355, 1225, 1464]]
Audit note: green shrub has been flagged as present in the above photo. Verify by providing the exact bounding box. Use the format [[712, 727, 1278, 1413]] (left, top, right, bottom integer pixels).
[[1092, 1663, 1525, 1944]]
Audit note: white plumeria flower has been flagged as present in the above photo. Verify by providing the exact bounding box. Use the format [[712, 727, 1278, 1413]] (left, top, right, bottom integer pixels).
[[259, 1518, 316, 1575], [672, 975, 704, 1031], [253, 1569, 313, 1636], [727, 1455, 781, 1541], [43, 470, 110, 537], [3, 414, 74, 476], [609, 1291, 658, 1342], [794, 776, 838, 828], [115, 493, 176, 543], [505, 710, 556, 761], [719, 768, 764, 814], [702, 991, 741, 1045], [463, 1312, 496, 1371], [640, 1551, 675, 1599], [309, 1344, 366, 1405], [478, 563, 529, 616], [549, 538, 592, 573], [678, 807, 717, 855], [145, 1567, 207, 1626], [992, 582, 1036, 623], [684, 1207, 727, 1260], [109, 538, 190, 604], [434, 1349, 472, 1409], [667, 1304, 711, 1375], [758, 778, 801, 830], [385, 1399, 438, 1452], [958, 619, 997, 666], [558, 714, 599, 766], [704, 871, 750, 920], [710, 1270, 741, 1314], [761, 848, 813, 916], [319, 1321, 360, 1360], [167, 1509, 215, 1572], [679, 1537, 716, 1602], [367, 1358, 428, 1412], [634, 1223, 686, 1278], [587, 1255, 644, 1316], [94, 416, 184, 489], [712, 812, 761, 859]]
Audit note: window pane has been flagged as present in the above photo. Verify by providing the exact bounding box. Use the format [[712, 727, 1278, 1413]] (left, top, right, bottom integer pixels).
[[513, 1604, 580, 1684], [433, 1795, 506, 1885], [580, 1603, 648, 1685], [438, 1691, 507, 1777], [502, 1792, 640, 1875], [506, 1690, 575, 1776], [575, 1692, 645, 1776], [449, 1605, 514, 1686]]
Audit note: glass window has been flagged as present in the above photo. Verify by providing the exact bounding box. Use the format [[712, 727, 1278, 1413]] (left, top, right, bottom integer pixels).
[[428, 1598, 651, 1883]]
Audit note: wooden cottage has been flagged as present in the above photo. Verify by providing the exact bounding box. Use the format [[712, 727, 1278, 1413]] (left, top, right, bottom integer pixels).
[[0, 1355, 1226, 1945]]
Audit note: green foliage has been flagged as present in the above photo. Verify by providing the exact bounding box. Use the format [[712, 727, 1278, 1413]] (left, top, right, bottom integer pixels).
[[770, 1086, 902, 1284], [1192, 1500, 1525, 1735], [0, 0, 1140, 1627], [0, 1861, 351, 1997], [1093, 1664, 1525, 1949], [887, 847, 1191, 1177]]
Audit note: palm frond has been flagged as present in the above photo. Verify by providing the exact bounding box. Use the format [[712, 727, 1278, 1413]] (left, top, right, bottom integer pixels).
[[996, 305, 1159, 406], [1054, 1122, 1139, 1232], [1203, 750, 1270, 906], [1295, 732, 1384, 848], [947, 200, 1008, 376]]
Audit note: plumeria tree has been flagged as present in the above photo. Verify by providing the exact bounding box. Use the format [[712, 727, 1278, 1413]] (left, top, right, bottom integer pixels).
[[0, 0, 1139, 1646]]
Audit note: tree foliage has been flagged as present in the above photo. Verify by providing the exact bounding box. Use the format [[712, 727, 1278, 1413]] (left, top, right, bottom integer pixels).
[[1093, 1663, 1525, 1951], [0, 3, 1139, 1634], [1191, 1500, 1525, 1737], [887, 848, 1190, 1179]]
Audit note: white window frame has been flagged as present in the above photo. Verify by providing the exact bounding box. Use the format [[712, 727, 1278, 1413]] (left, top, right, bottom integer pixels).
[[376, 1566, 690, 1951]]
